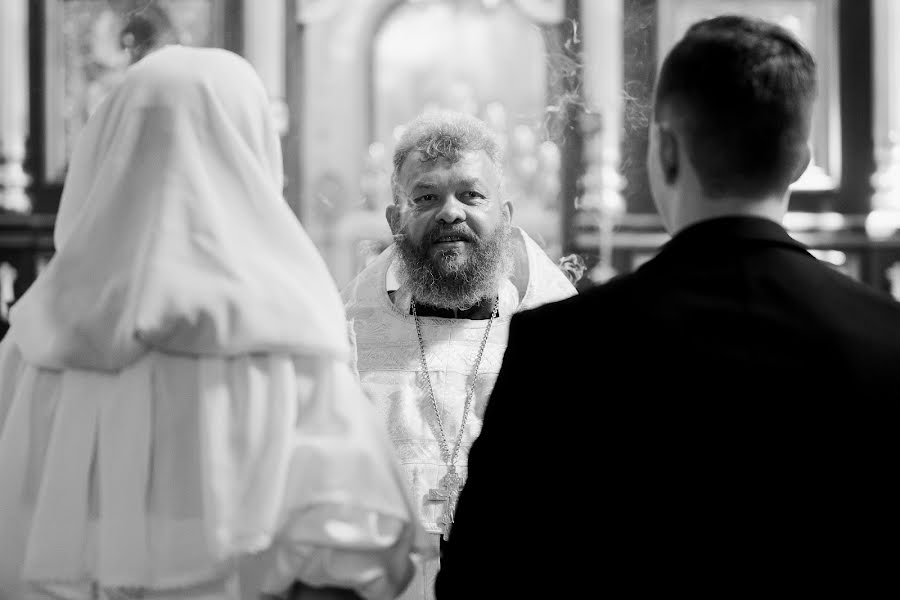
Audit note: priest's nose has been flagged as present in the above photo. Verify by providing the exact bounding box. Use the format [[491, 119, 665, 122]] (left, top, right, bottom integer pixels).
[[435, 195, 466, 224]]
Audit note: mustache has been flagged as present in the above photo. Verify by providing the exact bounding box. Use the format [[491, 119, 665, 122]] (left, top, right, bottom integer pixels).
[[395, 220, 512, 311], [426, 224, 478, 244]]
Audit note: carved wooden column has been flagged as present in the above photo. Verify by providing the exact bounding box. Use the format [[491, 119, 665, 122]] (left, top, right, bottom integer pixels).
[[0, 262, 17, 320], [580, 0, 625, 281], [0, 0, 31, 212], [868, 0, 900, 238], [244, 0, 288, 135]]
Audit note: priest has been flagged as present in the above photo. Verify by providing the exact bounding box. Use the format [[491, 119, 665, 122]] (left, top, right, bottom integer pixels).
[[342, 111, 576, 600]]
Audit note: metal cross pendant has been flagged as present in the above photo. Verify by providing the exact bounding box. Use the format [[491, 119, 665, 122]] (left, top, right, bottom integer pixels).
[[426, 467, 463, 540]]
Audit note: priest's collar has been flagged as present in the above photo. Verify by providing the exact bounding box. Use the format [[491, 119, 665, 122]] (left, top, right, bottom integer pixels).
[[389, 278, 520, 320]]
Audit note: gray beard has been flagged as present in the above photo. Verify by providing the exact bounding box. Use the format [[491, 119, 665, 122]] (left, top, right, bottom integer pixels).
[[395, 222, 512, 311]]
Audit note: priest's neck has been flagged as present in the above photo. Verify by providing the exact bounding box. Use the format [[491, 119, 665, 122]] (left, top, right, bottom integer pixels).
[[412, 297, 497, 320]]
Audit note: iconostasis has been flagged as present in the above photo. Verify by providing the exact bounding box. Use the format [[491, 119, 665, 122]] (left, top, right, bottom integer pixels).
[[4, 0, 900, 330]]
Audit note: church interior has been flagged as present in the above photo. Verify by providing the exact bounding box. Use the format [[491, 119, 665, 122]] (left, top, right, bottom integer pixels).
[[2, 0, 900, 336]]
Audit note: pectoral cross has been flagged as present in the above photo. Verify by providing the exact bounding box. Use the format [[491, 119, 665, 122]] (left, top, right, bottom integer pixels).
[[426, 467, 463, 540]]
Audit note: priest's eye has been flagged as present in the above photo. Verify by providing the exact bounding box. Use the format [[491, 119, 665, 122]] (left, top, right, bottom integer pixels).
[[459, 190, 484, 202], [414, 194, 438, 203]]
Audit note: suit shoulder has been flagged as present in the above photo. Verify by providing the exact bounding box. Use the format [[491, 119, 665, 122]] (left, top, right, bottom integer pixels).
[[511, 272, 641, 334], [815, 261, 900, 321]]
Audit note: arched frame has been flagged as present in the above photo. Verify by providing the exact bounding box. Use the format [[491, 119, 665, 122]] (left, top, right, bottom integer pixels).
[[292, 0, 574, 285]]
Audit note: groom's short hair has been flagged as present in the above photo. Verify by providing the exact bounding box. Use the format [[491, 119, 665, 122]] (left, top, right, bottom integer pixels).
[[654, 15, 817, 198]]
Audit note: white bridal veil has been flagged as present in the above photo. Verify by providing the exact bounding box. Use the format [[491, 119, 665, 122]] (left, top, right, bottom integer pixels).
[[0, 46, 430, 600]]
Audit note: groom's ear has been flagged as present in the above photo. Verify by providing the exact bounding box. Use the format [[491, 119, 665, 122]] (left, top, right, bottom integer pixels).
[[658, 124, 679, 185], [385, 203, 399, 235], [790, 144, 812, 184]]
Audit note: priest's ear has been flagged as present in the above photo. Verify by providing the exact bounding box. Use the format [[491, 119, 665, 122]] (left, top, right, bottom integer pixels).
[[385, 202, 399, 235], [502, 199, 513, 222]]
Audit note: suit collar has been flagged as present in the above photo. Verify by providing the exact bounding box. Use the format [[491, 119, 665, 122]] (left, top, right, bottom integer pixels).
[[658, 215, 808, 257]]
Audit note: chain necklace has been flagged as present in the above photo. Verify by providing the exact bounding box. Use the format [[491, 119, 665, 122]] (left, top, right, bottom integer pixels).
[[412, 297, 498, 540]]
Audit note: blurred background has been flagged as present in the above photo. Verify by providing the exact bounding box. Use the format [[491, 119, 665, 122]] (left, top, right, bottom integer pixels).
[[3, 0, 900, 333]]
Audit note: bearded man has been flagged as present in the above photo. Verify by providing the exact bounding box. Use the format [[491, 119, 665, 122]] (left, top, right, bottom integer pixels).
[[342, 111, 575, 600]]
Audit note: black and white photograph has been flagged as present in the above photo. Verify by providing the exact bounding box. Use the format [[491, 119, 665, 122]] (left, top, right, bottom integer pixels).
[[0, 1, 895, 598]]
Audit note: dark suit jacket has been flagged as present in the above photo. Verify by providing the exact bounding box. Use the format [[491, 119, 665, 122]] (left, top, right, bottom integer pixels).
[[437, 216, 899, 598]]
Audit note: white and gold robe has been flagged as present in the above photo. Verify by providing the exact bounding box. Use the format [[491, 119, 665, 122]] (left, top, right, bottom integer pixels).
[[342, 227, 576, 600]]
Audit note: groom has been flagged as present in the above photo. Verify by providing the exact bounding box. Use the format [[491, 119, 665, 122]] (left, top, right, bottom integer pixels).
[[438, 14, 899, 598]]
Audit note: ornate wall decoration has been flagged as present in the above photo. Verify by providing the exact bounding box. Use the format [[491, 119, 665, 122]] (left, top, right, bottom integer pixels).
[[43, 0, 229, 184]]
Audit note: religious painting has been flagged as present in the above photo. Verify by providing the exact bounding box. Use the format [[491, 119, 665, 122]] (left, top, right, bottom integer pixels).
[[43, 0, 232, 184], [656, 0, 841, 191]]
